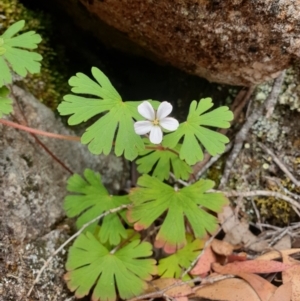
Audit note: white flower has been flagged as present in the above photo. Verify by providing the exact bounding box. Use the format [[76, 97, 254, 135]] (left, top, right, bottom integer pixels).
[[134, 101, 179, 144]]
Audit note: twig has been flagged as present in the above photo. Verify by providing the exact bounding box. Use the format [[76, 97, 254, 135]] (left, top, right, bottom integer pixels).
[[259, 142, 300, 187], [27, 205, 129, 297], [219, 71, 286, 188], [169, 172, 189, 186], [264, 176, 300, 200], [196, 142, 232, 179], [219, 189, 300, 210], [268, 227, 289, 247], [128, 274, 235, 301], [128, 277, 201, 301], [250, 198, 262, 231]]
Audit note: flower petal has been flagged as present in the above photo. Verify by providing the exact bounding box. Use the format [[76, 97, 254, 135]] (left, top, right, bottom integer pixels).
[[157, 101, 173, 119], [138, 101, 155, 120], [134, 121, 153, 135], [149, 126, 163, 144], [160, 117, 179, 131]]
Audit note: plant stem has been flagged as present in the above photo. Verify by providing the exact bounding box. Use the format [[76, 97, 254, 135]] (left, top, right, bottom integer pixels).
[[0, 118, 81, 142]]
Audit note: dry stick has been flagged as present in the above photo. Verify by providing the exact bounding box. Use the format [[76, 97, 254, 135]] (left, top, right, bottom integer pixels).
[[27, 204, 129, 297], [251, 198, 262, 232], [219, 71, 286, 189], [191, 86, 255, 180], [128, 274, 235, 301], [220, 190, 300, 211], [271, 177, 300, 200], [196, 142, 232, 179], [258, 142, 300, 187], [269, 227, 289, 247], [128, 277, 200, 301]]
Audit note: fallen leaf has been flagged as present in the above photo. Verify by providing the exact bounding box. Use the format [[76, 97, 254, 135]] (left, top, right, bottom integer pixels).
[[236, 272, 276, 301], [219, 207, 268, 252], [194, 278, 260, 301], [227, 254, 247, 263], [190, 246, 217, 276], [257, 249, 300, 261], [212, 260, 291, 274], [211, 239, 234, 256], [269, 282, 292, 301], [147, 278, 192, 298], [282, 252, 300, 301]]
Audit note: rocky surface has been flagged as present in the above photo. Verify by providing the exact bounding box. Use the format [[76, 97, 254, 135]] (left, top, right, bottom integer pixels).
[[51, 0, 300, 86], [0, 85, 128, 300]]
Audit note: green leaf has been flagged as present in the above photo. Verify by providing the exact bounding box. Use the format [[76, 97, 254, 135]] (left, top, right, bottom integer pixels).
[[163, 98, 233, 165], [158, 234, 204, 280], [57, 67, 148, 160], [64, 169, 130, 245], [136, 141, 192, 181], [65, 232, 156, 301], [128, 175, 228, 253], [0, 86, 13, 117], [0, 20, 42, 85]]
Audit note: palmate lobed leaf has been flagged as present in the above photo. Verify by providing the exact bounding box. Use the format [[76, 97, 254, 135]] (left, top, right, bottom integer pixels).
[[57, 67, 151, 160], [0, 20, 42, 86], [128, 175, 228, 253], [163, 98, 233, 165], [158, 234, 204, 280], [0, 86, 13, 117], [65, 232, 156, 301], [64, 169, 130, 246], [136, 140, 192, 181]]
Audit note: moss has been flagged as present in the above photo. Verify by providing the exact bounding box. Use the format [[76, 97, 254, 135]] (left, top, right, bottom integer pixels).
[[254, 177, 299, 226], [0, 0, 69, 109]]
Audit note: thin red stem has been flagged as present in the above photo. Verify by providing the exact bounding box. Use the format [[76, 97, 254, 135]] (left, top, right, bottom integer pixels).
[[1, 119, 180, 157], [0, 118, 81, 142]]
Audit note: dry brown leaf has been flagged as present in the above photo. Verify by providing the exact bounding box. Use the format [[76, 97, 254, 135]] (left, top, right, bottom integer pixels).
[[194, 278, 260, 301], [227, 253, 247, 263], [190, 246, 217, 276], [257, 249, 300, 261], [282, 252, 300, 301], [211, 239, 235, 256], [236, 272, 277, 301], [147, 278, 192, 298], [219, 207, 268, 252], [212, 260, 291, 274], [268, 282, 292, 301]]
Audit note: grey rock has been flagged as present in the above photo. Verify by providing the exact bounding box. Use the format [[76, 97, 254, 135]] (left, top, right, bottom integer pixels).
[[0, 85, 129, 299]]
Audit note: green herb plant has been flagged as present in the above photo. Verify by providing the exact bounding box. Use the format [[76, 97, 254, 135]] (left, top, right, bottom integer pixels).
[[0, 21, 233, 301]]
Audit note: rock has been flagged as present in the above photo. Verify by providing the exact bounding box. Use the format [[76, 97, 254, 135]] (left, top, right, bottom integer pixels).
[[54, 0, 300, 86], [0, 85, 128, 299]]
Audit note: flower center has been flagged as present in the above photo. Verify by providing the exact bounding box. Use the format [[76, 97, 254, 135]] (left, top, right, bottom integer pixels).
[[153, 119, 160, 125]]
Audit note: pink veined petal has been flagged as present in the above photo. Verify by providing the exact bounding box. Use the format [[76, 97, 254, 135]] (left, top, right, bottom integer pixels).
[[138, 101, 155, 120], [160, 117, 179, 131], [149, 126, 163, 144], [134, 121, 153, 135], [157, 101, 173, 119]]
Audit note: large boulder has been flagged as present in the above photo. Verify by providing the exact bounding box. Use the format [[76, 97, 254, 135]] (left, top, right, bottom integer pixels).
[[57, 0, 300, 86]]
